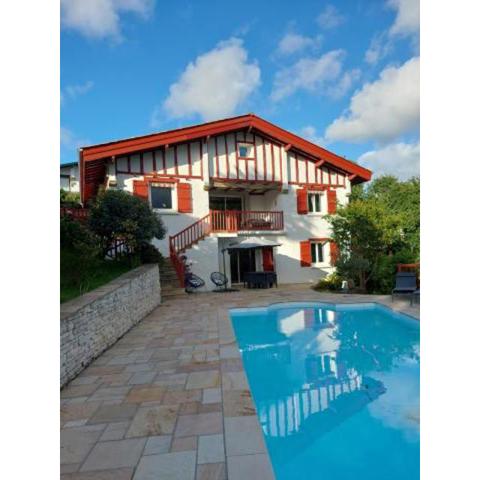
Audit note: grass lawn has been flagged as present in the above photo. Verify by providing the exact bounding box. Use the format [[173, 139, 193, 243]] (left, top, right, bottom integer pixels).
[[61, 259, 134, 303]]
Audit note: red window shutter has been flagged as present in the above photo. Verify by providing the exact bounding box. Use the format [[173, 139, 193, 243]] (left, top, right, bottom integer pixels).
[[133, 180, 148, 201], [262, 247, 274, 271], [177, 183, 192, 213], [330, 241, 339, 265], [297, 188, 308, 214], [327, 189, 337, 213], [300, 240, 311, 267]]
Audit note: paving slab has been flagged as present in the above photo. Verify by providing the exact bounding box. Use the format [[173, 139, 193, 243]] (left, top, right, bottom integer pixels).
[[80, 438, 146, 471], [126, 405, 178, 437], [133, 451, 196, 480]]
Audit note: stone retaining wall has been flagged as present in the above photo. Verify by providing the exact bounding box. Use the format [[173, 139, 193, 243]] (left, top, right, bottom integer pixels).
[[61, 264, 161, 387]]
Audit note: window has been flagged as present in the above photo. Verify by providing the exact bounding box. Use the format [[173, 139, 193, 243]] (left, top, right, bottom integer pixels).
[[238, 143, 255, 159], [308, 192, 323, 213], [310, 242, 324, 264], [150, 184, 173, 209]]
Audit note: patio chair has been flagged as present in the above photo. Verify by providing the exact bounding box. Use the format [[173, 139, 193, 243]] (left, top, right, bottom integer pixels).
[[392, 272, 417, 301], [211, 271, 228, 291], [410, 288, 420, 306], [184, 273, 205, 293]]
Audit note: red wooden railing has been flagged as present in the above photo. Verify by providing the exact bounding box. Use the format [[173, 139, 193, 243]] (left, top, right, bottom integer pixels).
[[210, 210, 284, 232], [169, 210, 284, 286], [60, 207, 89, 221]]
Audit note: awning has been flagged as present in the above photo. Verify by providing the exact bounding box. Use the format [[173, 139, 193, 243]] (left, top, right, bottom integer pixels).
[[225, 238, 282, 251]]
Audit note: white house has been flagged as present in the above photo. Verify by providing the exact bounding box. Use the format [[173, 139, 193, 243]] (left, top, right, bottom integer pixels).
[[78, 114, 372, 289], [60, 161, 80, 192]]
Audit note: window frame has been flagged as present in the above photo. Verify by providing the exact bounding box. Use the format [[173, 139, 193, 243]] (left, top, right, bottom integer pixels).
[[307, 192, 325, 214], [149, 182, 177, 213], [237, 142, 255, 159], [310, 241, 327, 266]]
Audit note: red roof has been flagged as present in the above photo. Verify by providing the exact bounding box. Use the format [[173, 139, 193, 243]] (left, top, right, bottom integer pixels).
[[81, 114, 372, 183]]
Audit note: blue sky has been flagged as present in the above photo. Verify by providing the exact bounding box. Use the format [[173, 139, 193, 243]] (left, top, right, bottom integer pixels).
[[60, 0, 419, 179]]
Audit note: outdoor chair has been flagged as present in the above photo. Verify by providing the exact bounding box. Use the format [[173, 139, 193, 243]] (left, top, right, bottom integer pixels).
[[392, 272, 417, 301], [210, 271, 228, 290], [184, 273, 205, 293], [410, 288, 420, 306]]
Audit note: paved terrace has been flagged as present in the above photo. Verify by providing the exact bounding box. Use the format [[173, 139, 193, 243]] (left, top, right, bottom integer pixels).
[[60, 284, 419, 480]]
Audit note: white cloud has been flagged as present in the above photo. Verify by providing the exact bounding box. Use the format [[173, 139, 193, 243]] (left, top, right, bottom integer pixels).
[[387, 0, 420, 37], [316, 5, 346, 29], [62, 81, 95, 105], [327, 69, 361, 99], [364, 0, 419, 65], [325, 57, 419, 143], [162, 38, 261, 122], [299, 125, 328, 147], [364, 31, 392, 65], [276, 32, 322, 56], [358, 141, 419, 179], [61, 0, 154, 40], [271, 49, 358, 102]]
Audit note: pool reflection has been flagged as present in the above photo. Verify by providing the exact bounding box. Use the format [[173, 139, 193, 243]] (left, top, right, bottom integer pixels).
[[236, 307, 387, 443]]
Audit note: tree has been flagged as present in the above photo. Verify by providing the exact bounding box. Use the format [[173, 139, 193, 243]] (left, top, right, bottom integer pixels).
[[60, 216, 102, 288], [88, 190, 166, 255], [327, 175, 419, 292]]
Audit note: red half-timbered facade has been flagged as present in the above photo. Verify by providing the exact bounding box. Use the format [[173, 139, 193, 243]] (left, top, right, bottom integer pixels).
[[78, 114, 371, 288]]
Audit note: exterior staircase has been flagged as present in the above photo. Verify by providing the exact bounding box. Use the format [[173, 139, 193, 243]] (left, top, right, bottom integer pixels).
[[159, 259, 187, 300]]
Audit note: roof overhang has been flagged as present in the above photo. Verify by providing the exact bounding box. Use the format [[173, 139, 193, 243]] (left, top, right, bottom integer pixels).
[[80, 114, 372, 183]]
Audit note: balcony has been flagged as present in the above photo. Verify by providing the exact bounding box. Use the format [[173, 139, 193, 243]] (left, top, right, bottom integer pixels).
[[210, 210, 284, 232]]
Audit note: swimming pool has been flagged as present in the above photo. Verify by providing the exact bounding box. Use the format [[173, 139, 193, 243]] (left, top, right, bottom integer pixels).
[[230, 302, 419, 480]]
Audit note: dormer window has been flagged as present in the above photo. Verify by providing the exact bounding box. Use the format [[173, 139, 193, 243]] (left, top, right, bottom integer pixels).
[[238, 143, 255, 159]]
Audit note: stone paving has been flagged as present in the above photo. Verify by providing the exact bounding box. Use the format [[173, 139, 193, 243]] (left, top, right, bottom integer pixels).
[[60, 284, 419, 480]]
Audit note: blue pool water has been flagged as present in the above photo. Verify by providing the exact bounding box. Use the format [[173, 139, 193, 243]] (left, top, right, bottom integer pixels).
[[230, 302, 419, 480]]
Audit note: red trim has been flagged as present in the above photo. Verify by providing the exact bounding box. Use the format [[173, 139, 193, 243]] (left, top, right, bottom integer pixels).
[[187, 143, 192, 177], [224, 134, 230, 179], [81, 113, 371, 181], [279, 145, 283, 185], [80, 150, 85, 204], [174, 145, 179, 175], [253, 133, 258, 181], [116, 172, 201, 180], [262, 136, 267, 182], [295, 152, 299, 183], [200, 140, 204, 180], [161, 148, 166, 173], [305, 157, 309, 184], [215, 136, 219, 178], [270, 141, 275, 182]]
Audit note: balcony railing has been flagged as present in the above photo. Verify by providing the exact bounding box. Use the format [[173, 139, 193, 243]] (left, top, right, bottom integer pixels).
[[210, 210, 284, 232]]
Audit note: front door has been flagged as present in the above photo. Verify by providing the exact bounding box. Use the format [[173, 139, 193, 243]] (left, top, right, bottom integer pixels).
[[230, 249, 256, 283]]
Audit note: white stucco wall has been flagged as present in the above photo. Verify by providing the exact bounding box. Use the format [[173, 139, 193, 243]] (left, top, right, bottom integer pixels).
[[60, 164, 80, 192]]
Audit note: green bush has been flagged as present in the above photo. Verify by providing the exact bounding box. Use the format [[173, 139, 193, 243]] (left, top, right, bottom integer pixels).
[[314, 272, 344, 291], [60, 216, 102, 289], [88, 190, 166, 255], [139, 243, 164, 265], [60, 189, 81, 207], [368, 251, 418, 293]]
